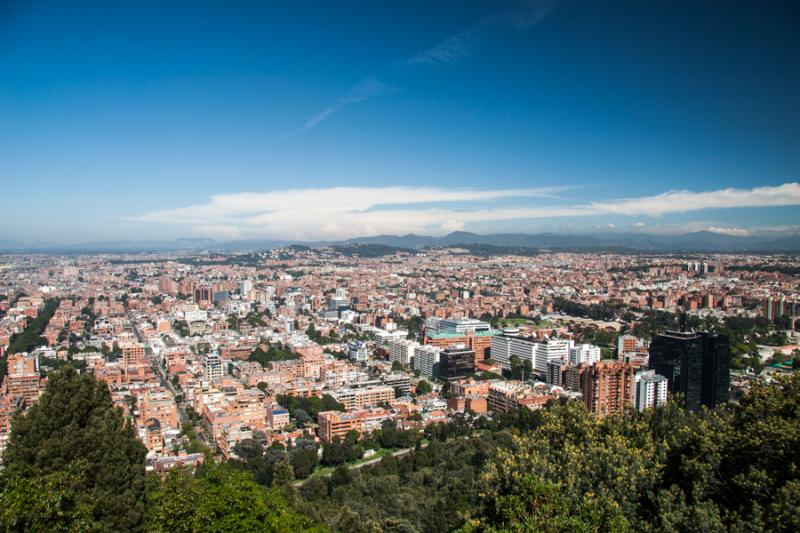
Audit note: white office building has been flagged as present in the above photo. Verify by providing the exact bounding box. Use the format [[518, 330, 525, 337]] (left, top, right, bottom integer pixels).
[[568, 343, 601, 365], [490, 334, 536, 371], [414, 344, 441, 377], [634, 370, 668, 411], [533, 339, 574, 374], [389, 339, 418, 366]]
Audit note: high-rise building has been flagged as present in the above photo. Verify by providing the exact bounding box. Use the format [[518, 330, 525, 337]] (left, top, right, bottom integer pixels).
[[414, 344, 441, 377], [546, 360, 565, 386], [329, 289, 349, 311], [699, 332, 731, 410], [388, 339, 417, 367], [534, 339, 573, 374], [239, 279, 253, 295], [439, 346, 476, 380], [203, 353, 223, 384], [121, 342, 146, 367], [569, 343, 601, 365], [648, 330, 730, 411], [634, 369, 668, 411], [579, 360, 635, 418], [762, 295, 799, 324], [763, 297, 776, 322]]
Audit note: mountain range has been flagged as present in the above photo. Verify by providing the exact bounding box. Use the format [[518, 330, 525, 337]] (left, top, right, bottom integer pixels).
[[2, 231, 800, 254]]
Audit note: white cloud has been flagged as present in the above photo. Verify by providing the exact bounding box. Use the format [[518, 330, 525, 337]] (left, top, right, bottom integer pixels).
[[135, 182, 800, 241], [135, 186, 580, 240], [136, 186, 569, 224], [627, 221, 755, 236], [706, 226, 750, 237], [441, 220, 466, 232], [591, 183, 800, 216]]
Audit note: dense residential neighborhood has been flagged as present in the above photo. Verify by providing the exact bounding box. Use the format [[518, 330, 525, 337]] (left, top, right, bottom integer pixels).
[[2, 248, 798, 471]]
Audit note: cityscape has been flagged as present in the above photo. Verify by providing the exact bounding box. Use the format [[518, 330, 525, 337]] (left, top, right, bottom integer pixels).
[[1, 1, 799, 532]]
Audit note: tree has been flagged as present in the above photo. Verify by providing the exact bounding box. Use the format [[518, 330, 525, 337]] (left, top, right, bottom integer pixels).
[[330, 465, 352, 488], [300, 476, 328, 501], [342, 430, 363, 462], [291, 444, 319, 480], [5, 299, 59, 366], [321, 436, 347, 466], [249, 344, 299, 367], [147, 464, 321, 532], [294, 408, 311, 428], [509, 354, 534, 381], [416, 379, 432, 395], [1, 367, 147, 531], [463, 475, 628, 532], [271, 454, 296, 488], [0, 462, 103, 531]]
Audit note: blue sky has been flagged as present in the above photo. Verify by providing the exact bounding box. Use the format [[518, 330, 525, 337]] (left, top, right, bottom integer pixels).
[[1, 0, 799, 242]]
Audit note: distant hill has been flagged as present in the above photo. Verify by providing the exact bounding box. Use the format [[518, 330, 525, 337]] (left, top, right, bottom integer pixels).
[[2, 231, 799, 254], [330, 243, 416, 257], [349, 231, 800, 253]]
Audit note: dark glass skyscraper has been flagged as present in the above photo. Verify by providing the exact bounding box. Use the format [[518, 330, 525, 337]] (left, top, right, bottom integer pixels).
[[649, 330, 730, 411], [438, 346, 476, 380], [700, 332, 731, 409]]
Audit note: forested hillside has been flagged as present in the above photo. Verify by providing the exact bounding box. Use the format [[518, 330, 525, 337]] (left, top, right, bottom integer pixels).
[[1, 368, 798, 532]]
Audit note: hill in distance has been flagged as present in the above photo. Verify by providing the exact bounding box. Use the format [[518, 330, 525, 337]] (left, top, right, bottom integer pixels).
[[1, 231, 799, 254]]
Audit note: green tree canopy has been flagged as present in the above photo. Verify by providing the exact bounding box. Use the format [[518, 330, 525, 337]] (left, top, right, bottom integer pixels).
[[1, 367, 147, 531], [147, 464, 322, 532], [416, 379, 432, 395]]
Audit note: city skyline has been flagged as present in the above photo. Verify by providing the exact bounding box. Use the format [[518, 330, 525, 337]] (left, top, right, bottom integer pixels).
[[2, 0, 799, 242]]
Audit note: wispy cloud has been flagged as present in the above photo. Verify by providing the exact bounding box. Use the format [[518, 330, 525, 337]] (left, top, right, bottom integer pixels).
[[279, 77, 398, 141], [403, 27, 483, 66], [281, 0, 561, 138], [403, 0, 560, 66], [503, 0, 561, 30], [133, 182, 800, 241]]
